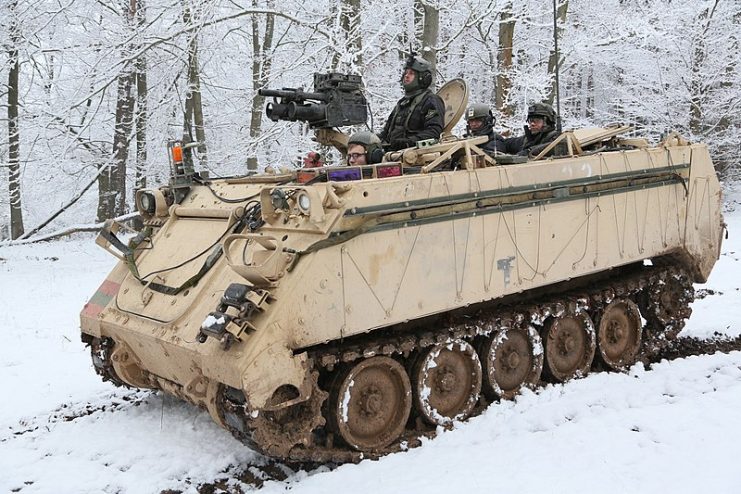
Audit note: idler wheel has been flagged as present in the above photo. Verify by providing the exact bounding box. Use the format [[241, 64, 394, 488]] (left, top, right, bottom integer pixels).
[[329, 356, 411, 452], [543, 312, 596, 382], [411, 340, 482, 426], [480, 325, 543, 399], [247, 372, 327, 458], [643, 272, 694, 340], [597, 299, 642, 370]]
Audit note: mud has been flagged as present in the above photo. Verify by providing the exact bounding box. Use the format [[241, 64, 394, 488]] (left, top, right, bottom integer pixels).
[[650, 333, 741, 363], [2, 391, 148, 443], [183, 333, 741, 493]]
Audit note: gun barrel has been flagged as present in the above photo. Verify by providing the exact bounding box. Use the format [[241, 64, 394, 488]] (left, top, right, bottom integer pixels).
[[258, 88, 327, 102]]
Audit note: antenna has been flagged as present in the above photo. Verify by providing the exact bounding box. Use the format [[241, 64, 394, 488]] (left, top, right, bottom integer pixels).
[[552, 0, 562, 133]]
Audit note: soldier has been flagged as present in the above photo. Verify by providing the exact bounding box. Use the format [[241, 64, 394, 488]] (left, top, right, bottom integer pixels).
[[346, 131, 384, 166], [464, 103, 519, 155], [302, 151, 323, 168], [509, 102, 560, 157], [379, 55, 445, 151]]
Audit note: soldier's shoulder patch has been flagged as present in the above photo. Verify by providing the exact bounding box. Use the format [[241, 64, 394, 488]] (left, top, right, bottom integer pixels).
[[425, 109, 438, 120]]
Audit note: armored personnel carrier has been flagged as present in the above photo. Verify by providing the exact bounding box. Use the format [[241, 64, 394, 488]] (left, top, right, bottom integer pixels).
[[81, 75, 724, 463]]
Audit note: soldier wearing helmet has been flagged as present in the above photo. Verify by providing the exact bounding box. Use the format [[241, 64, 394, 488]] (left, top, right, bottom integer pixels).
[[346, 131, 384, 166], [515, 102, 560, 157], [464, 103, 518, 155], [379, 54, 445, 151]]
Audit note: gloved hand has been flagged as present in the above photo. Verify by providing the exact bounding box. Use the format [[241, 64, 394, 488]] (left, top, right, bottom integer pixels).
[[390, 138, 415, 150]]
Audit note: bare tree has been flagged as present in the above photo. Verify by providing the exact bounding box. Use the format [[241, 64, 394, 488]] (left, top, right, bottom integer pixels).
[[546, 0, 568, 105], [332, 0, 363, 70], [97, 0, 143, 221], [247, 0, 275, 171], [3, 0, 740, 237], [496, 3, 516, 117], [182, 1, 207, 165], [414, 0, 439, 77], [688, 0, 720, 137], [135, 0, 148, 191], [7, 0, 24, 239]]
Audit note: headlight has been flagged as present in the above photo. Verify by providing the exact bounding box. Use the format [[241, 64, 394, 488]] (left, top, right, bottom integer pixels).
[[297, 192, 311, 213], [270, 189, 288, 211], [135, 188, 170, 217], [137, 191, 156, 215]]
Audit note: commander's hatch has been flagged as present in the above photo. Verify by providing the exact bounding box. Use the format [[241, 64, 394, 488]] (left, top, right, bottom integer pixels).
[[436, 78, 468, 138]]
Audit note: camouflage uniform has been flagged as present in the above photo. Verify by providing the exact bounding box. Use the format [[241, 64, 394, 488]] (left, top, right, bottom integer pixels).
[[464, 103, 510, 155], [379, 56, 445, 151], [504, 102, 561, 157]]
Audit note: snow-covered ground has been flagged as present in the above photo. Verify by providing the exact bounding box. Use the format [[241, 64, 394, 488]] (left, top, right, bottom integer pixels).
[[1, 189, 740, 494]]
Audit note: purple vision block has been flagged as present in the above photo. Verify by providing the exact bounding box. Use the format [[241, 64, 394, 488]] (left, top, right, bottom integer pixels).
[[327, 167, 362, 181]]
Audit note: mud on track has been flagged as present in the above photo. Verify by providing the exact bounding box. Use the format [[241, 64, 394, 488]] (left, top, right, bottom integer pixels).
[[182, 334, 741, 494], [650, 334, 741, 362]]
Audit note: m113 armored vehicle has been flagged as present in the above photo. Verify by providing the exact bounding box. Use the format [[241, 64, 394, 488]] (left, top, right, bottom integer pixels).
[[81, 73, 724, 462]]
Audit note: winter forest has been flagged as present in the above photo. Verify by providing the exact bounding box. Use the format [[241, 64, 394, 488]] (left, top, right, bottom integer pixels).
[[0, 0, 739, 241]]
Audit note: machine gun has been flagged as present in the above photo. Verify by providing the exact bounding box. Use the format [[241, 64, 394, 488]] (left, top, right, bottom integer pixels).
[[259, 73, 367, 129]]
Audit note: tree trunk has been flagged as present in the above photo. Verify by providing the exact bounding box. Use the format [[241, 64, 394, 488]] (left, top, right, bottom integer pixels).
[[496, 4, 515, 117], [247, 0, 275, 171], [413, 0, 423, 51], [135, 0, 148, 191], [689, 2, 719, 138], [546, 0, 568, 105], [183, 2, 207, 165], [97, 0, 137, 221], [98, 70, 136, 221], [413, 0, 438, 80], [7, 0, 24, 239], [332, 0, 362, 70]]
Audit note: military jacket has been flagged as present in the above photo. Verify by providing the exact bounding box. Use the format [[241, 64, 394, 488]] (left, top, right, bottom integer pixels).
[[380, 89, 445, 151], [516, 125, 559, 156]]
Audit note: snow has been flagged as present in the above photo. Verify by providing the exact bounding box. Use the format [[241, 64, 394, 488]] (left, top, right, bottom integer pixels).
[[2, 188, 741, 493], [202, 313, 225, 329], [340, 378, 355, 424]]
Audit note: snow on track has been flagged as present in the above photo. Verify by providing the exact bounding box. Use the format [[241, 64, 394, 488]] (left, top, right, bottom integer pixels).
[[258, 351, 741, 494]]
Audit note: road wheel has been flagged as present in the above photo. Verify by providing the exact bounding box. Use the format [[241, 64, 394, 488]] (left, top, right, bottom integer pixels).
[[480, 326, 543, 399], [329, 356, 411, 451], [597, 299, 642, 370], [411, 340, 482, 426], [543, 312, 596, 382]]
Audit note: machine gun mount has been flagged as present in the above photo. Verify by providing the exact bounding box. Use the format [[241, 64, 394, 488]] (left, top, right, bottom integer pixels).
[[259, 72, 367, 129]]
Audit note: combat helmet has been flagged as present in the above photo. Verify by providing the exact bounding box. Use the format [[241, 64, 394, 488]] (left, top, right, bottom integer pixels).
[[402, 54, 433, 92], [526, 102, 557, 127], [347, 131, 384, 164], [465, 103, 495, 136]]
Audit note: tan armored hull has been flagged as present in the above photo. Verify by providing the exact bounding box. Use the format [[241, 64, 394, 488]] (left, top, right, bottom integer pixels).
[[81, 136, 722, 461]]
